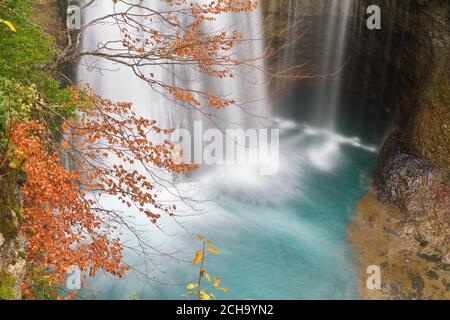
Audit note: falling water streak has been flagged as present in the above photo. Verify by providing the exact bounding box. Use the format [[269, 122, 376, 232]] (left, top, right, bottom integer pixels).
[[196, 1, 271, 130], [314, 0, 353, 129], [276, 0, 299, 91]]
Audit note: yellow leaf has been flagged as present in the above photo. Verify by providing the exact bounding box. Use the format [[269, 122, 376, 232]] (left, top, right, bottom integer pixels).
[[0, 19, 16, 32], [217, 288, 230, 293], [205, 273, 211, 282], [200, 291, 211, 300], [192, 250, 203, 265], [214, 277, 220, 288], [207, 247, 220, 255], [186, 283, 197, 290], [205, 240, 214, 246], [196, 234, 205, 241]]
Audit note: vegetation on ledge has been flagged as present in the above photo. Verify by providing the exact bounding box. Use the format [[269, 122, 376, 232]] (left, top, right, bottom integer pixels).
[[0, 271, 15, 300], [0, 0, 259, 300], [0, 0, 77, 300]]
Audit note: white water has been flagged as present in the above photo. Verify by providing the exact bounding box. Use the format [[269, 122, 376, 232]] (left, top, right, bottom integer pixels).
[[76, 0, 281, 289], [78, 0, 174, 129], [276, 0, 357, 173], [79, 0, 270, 124]]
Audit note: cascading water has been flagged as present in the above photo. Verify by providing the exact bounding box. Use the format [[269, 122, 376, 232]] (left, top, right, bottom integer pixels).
[[75, 0, 387, 299], [276, 0, 362, 172], [314, 0, 353, 130], [200, 1, 271, 129]]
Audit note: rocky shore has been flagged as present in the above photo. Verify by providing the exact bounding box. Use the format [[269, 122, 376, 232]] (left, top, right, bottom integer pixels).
[[0, 0, 67, 300], [347, 0, 449, 300], [349, 189, 449, 299]]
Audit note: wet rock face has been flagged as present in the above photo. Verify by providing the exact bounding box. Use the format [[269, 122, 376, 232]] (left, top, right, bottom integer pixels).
[[352, 2, 449, 284], [348, 0, 449, 167], [357, 127, 449, 299], [348, 0, 449, 121]]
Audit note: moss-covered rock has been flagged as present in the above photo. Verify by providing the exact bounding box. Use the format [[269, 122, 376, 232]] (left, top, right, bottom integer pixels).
[[0, 173, 26, 300], [0, 271, 15, 300], [0, 170, 19, 241]]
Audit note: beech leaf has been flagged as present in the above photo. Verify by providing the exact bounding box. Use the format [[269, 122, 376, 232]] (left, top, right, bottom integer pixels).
[[207, 247, 220, 255], [192, 250, 203, 265]]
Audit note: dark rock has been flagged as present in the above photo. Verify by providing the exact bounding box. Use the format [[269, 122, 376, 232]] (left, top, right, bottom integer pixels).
[[425, 270, 439, 280], [411, 273, 425, 296], [442, 279, 450, 289], [390, 282, 400, 297], [371, 131, 445, 217], [416, 253, 442, 264], [415, 236, 429, 248]]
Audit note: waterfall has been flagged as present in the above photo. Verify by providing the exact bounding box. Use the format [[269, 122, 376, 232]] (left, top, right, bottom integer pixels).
[[275, 0, 354, 130], [75, 0, 287, 293], [77, 0, 270, 130], [71, 1, 387, 300], [77, 0, 175, 129], [305, 0, 355, 171], [76, 0, 276, 206], [314, 0, 354, 130], [273, 0, 377, 172]]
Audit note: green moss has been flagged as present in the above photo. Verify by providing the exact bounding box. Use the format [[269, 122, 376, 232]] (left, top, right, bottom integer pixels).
[[0, 1, 56, 94], [17, 250, 27, 260], [0, 169, 19, 240], [9, 203, 23, 222], [0, 0, 77, 111], [0, 271, 16, 300], [26, 265, 59, 300], [0, 0, 75, 301], [0, 0, 79, 243], [0, 209, 17, 241]]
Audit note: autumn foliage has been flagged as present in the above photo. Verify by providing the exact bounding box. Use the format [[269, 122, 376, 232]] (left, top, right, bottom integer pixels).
[[184, 235, 228, 300], [10, 87, 198, 296], [11, 120, 126, 295], [79, 0, 259, 110], [2, 0, 259, 298]]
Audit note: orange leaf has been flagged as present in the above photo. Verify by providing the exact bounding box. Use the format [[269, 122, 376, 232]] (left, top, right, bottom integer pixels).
[[192, 250, 203, 265]]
